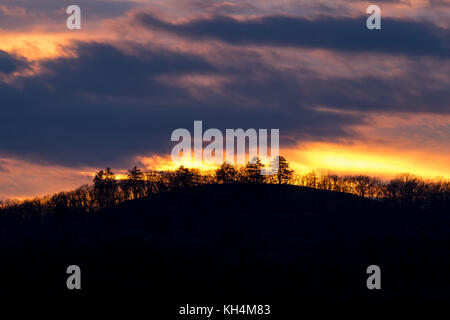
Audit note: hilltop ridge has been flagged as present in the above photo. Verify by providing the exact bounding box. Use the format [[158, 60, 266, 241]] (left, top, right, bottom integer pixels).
[[1, 183, 449, 303]]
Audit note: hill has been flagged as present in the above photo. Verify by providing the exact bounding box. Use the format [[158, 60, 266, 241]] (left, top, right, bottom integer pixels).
[[1, 184, 449, 307]]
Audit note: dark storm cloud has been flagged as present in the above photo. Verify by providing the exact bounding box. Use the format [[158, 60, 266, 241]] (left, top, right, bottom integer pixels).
[[0, 42, 217, 166], [0, 50, 27, 74], [300, 74, 450, 114], [0, 41, 364, 167], [136, 13, 450, 58], [0, 40, 448, 168], [40, 42, 216, 96]]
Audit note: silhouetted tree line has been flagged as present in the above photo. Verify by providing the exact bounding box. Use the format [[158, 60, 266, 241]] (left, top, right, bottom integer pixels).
[[1, 156, 449, 221], [292, 171, 450, 210]]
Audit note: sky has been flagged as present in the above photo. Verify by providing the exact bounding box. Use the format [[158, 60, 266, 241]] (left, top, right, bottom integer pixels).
[[0, 0, 449, 199]]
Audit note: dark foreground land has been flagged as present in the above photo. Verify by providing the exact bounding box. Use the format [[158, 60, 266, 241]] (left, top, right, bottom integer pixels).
[[1, 184, 449, 311]]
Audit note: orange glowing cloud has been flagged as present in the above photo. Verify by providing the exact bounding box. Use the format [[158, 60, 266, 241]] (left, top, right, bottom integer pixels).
[[0, 157, 94, 200], [0, 0, 447, 201], [0, 31, 118, 60]]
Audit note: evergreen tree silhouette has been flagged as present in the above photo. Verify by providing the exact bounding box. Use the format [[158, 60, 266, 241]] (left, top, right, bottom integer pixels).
[[272, 156, 294, 184], [243, 157, 265, 184]]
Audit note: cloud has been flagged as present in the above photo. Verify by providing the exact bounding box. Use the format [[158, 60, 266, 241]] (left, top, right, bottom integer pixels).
[[0, 0, 140, 31], [0, 41, 367, 167], [135, 13, 450, 58], [0, 5, 27, 18], [0, 0, 447, 191], [0, 29, 447, 168], [298, 71, 450, 114], [0, 50, 28, 74], [0, 157, 92, 199]]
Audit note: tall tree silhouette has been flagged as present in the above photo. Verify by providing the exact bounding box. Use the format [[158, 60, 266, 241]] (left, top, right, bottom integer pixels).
[[93, 167, 117, 208], [124, 166, 145, 200], [243, 157, 265, 184], [272, 156, 294, 184]]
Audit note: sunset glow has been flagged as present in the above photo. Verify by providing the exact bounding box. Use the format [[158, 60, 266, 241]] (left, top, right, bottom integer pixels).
[[286, 143, 450, 180], [0, 0, 448, 200]]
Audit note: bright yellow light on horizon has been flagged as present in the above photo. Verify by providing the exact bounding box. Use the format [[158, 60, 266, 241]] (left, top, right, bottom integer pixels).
[[138, 155, 224, 173], [135, 142, 450, 181], [286, 143, 450, 180]]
